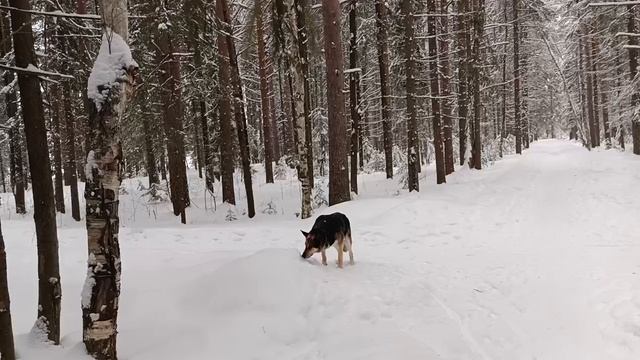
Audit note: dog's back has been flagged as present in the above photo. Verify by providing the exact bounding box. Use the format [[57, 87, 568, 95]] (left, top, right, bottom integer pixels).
[[311, 212, 351, 240]]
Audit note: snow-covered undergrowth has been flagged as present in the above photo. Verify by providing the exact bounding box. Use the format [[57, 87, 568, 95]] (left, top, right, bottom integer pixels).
[[2, 140, 639, 359]]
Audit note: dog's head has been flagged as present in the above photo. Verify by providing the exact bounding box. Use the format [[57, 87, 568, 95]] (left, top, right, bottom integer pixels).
[[301, 230, 324, 259]]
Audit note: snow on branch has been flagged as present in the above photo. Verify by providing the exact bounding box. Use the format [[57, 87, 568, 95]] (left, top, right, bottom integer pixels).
[[87, 29, 138, 111], [616, 32, 640, 37], [0, 5, 101, 19], [0, 63, 74, 82], [588, 1, 640, 7]]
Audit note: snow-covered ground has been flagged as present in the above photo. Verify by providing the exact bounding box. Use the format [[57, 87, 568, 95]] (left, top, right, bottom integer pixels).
[[2, 140, 639, 360]]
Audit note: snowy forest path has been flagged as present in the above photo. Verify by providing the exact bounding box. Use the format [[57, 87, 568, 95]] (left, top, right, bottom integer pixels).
[[3, 140, 640, 360]]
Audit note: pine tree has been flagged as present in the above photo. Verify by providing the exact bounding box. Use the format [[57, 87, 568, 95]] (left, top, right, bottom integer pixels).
[[8, 0, 62, 344]]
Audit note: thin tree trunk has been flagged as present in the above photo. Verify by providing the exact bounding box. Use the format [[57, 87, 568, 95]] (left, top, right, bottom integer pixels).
[[439, 0, 454, 174], [216, 0, 236, 205], [584, 35, 597, 148], [141, 102, 159, 187], [0, 5, 25, 214], [590, 37, 601, 148], [629, 5, 640, 154], [348, 0, 360, 194], [8, 0, 61, 344], [62, 82, 81, 221], [322, 0, 350, 205], [157, 20, 190, 222], [83, 2, 136, 357], [295, 0, 314, 187], [375, 0, 393, 178], [470, 0, 483, 169], [403, 0, 419, 191], [256, 0, 274, 183], [50, 87, 66, 214], [219, 0, 255, 218], [0, 220, 16, 360], [513, 0, 522, 155], [428, 0, 446, 183], [456, 0, 470, 165]]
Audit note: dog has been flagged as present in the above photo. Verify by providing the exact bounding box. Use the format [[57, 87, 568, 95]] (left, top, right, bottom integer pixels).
[[301, 212, 353, 268]]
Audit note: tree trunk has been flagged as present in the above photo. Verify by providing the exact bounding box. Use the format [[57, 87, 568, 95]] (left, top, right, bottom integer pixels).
[[216, 0, 236, 205], [0, 220, 16, 360], [584, 35, 597, 148], [456, 0, 470, 165], [157, 20, 190, 221], [322, 0, 350, 205], [402, 0, 419, 191], [256, 0, 274, 183], [0, 6, 25, 214], [50, 87, 66, 214], [8, 0, 62, 344], [374, 0, 393, 179], [629, 5, 640, 154], [83, 1, 136, 356], [590, 37, 601, 148], [470, 0, 483, 169], [349, 0, 360, 194], [295, 0, 314, 187], [513, 0, 522, 155], [218, 0, 255, 218], [439, 0, 454, 174], [62, 82, 81, 221], [141, 102, 159, 187], [427, 0, 446, 183]]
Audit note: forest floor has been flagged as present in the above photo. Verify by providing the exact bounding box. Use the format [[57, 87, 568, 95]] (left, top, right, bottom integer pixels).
[[2, 139, 640, 360]]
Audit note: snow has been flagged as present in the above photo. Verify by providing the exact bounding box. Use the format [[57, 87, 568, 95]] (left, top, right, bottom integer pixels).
[[86, 30, 138, 111], [1, 140, 640, 359]]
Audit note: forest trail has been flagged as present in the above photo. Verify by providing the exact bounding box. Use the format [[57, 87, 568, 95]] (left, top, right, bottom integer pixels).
[[3, 140, 639, 360]]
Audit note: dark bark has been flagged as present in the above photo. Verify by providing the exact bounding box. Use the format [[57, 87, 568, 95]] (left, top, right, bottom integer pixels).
[[0, 220, 16, 360], [322, 0, 350, 205], [375, 0, 393, 178], [428, 0, 446, 183], [584, 35, 597, 148], [629, 5, 640, 154], [439, 0, 454, 174], [157, 23, 190, 221], [0, 6, 24, 214], [216, 0, 236, 205], [62, 82, 81, 221], [8, 0, 61, 344], [349, 0, 360, 194], [50, 87, 66, 214], [256, 0, 274, 183], [513, 0, 522, 154], [590, 37, 601, 148], [456, 0, 470, 165], [141, 102, 159, 187], [219, 0, 255, 218], [470, 0, 483, 169], [403, 0, 419, 191]]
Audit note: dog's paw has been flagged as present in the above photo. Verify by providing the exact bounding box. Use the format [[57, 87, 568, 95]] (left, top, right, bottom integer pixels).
[[322, 261, 327, 266]]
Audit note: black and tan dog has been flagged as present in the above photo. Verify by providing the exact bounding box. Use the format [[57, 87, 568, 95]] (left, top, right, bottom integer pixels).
[[301, 212, 353, 268]]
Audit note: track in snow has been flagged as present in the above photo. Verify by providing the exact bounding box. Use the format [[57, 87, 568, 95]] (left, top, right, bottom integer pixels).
[[3, 140, 640, 360]]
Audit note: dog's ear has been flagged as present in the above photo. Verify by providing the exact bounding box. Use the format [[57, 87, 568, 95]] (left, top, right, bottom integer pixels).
[[301, 230, 309, 237]]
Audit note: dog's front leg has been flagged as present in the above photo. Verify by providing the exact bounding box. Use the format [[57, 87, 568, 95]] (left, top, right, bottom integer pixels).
[[337, 239, 344, 268], [321, 249, 327, 266]]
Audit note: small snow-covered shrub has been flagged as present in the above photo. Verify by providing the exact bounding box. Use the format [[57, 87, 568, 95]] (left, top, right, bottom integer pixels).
[[312, 178, 329, 209], [275, 157, 288, 180], [262, 200, 278, 215]]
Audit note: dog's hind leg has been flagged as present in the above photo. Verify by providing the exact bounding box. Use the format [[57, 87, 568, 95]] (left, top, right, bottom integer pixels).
[[321, 249, 327, 266], [347, 233, 354, 265], [336, 237, 344, 268]]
